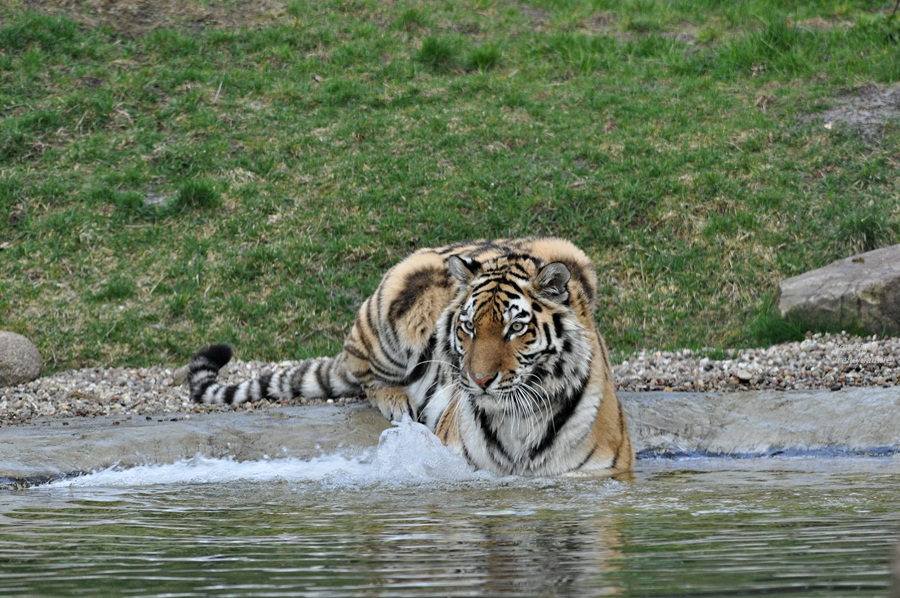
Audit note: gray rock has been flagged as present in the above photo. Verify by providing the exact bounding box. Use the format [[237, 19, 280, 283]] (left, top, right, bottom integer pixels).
[[776, 244, 900, 336], [0, 331, 42, 387], [733, 368, 753, 382]]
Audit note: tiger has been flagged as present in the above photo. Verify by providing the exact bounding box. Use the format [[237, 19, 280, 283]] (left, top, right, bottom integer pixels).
[[188, 237, 633, 477]]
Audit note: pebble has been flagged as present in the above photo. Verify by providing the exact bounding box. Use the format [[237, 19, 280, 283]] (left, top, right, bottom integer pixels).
[[1, 332, 897, 426]]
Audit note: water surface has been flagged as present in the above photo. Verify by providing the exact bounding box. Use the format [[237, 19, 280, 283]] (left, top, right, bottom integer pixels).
[[2, 418, 898, 596]]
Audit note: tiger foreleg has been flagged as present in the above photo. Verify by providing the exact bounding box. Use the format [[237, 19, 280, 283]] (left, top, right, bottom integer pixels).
[[366, 386, 416, 422]]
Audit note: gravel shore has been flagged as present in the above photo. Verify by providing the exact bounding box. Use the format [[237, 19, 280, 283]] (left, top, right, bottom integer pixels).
[[2, 332, 898, 427]]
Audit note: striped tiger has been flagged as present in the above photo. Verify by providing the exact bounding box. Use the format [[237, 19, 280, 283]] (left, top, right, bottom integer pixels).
[[188, 237, 633, 477]]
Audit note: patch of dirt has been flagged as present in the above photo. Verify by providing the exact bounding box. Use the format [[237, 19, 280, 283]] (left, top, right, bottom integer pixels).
[[790, 17, 857, 31], [807, 83, 900, 143], [582, 12, 700, 44], [23, 0, 288, 36], [518, 5, 550, 24], [585, 11, 616, 30]]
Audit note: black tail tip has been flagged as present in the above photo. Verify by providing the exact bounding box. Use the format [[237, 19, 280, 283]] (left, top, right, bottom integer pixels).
[[193, 343, 233, 369]]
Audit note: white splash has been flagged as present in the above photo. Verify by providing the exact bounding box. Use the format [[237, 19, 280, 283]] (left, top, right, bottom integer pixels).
[[48, 416, 488, 488]]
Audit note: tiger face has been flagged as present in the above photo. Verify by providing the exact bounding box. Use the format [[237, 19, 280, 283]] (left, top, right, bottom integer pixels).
[[444, 256, 592, 414]]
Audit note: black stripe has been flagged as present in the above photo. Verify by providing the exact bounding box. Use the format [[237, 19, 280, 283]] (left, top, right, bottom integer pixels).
[[353, 313, 372, 350], [542, 322, 552, 344], [436, 244, 465, 256], [363, 297, 394, 365], [470, 286, 496, 307], [502, 251, 538, 264], [497, 279, 524, 298], [290, 361, 313, 396], [441, 336, 455, 361], [444, 239, 500, 256], [552, 312, 564, 337], [223, 386, 238, 405], [336, 366, 361, 395], [477, 407, 513, 466], [459, 437, 475, 466], [574, 443, 599, 471], [389, 267, 450, 322], [416, 379, 438, 424], [367, 357, 408, 385], [518, 353, 536, 366], [375, 283, 411, 368], [372, 339, 408, 372], [192, 379, 217, 403], [374, 279, 386, 316], [610, 410, 626, 472], [344, 344, 369, 363], [530, 365, 548, 383], [443, 312, 456, 346], [437, 241, 496, 256], [552, 356, 567, 378], [403, 335, 436, 385], [529, 377, 588, 460], [404, 357, 428, 385], [356, 314, 412, 377], [377, 286, 407, 360], [378, 318, 402, 356], [568, 262, 594, 305], [314, 360, 332, 396], [257, 373, 273, 399]]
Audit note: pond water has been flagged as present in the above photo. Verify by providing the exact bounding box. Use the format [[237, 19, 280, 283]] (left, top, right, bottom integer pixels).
[[2, 418, 899, 597]]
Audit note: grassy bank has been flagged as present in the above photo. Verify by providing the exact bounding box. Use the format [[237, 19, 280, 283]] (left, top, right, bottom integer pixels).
[[1, 0, 898, 371]]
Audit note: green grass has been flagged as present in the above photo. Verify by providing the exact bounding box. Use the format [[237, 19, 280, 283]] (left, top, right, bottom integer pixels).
[[0, 0, 898, 371], [417, 36, 462, 72]]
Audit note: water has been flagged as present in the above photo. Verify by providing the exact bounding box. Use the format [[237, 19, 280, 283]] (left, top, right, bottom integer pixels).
[[2, 417, 899, 597]]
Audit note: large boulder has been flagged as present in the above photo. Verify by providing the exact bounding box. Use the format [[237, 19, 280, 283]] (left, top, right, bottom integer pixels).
[[776, 244, 900, 336], [0, 331, 42, 387]]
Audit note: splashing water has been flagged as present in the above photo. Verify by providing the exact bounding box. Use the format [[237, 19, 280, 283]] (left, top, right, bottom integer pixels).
[[48, 416, 488, 488]]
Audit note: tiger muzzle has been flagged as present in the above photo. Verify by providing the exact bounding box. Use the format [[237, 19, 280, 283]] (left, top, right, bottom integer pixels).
[[468, 371, 498, 390]]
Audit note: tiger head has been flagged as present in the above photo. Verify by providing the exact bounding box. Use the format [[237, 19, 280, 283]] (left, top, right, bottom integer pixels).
[[441, 255, 593, 412]]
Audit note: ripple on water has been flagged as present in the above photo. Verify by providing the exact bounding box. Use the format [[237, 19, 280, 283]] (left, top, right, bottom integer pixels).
[[2, 426, 899, 596]]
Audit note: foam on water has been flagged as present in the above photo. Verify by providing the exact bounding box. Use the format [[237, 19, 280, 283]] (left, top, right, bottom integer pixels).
[[47, 416, 491, 488]]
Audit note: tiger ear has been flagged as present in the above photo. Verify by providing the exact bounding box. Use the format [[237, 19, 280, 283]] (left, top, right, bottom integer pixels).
[[535, 262, 570, 303], [447, 255, 481, 284]]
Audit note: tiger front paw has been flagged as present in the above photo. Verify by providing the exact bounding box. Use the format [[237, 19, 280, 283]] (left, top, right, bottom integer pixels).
[[366, 386, 415, 422]]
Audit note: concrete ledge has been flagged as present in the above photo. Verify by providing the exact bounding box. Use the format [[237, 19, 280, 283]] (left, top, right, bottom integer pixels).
[[622, 387, 900, 457], [2, 388, 898, 484]]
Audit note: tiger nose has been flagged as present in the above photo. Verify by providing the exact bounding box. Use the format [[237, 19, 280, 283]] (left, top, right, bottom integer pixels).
[[469, 371, 497, 389]]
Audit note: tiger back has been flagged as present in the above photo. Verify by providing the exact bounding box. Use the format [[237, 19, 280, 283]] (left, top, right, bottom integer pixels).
[[188, 237, 633, 477]]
